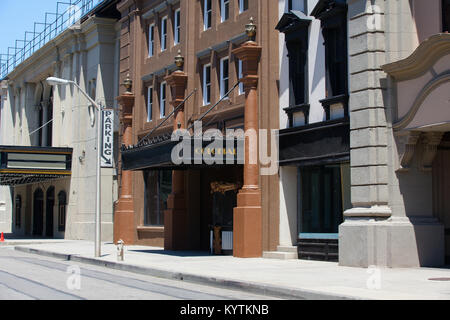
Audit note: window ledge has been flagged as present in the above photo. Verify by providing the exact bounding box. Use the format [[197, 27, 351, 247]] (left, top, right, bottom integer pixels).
[[137, 226, 164, 232]]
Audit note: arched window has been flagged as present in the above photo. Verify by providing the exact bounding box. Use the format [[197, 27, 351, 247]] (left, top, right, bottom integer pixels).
[[15, 195, 21, 228], [58, 191, 67, 232]]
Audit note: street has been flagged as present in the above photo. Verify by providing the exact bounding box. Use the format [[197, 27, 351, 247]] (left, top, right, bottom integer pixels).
[[0, 246, 281, 300]]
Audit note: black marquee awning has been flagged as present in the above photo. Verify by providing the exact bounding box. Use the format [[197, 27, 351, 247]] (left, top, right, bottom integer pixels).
[[122, 136, 245, 171], [0, 146, 72, 186], [279, 118, 350, 167]]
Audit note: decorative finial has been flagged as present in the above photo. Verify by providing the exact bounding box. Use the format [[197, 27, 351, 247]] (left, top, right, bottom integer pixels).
[[174, 50, 184, 70], [123, 73, 132, 93], [245, 17, 257, 41]]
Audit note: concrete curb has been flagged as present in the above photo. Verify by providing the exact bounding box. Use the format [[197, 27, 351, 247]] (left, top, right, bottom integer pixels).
[[14, 245, 361, 300], [0, 241, 67, 246]]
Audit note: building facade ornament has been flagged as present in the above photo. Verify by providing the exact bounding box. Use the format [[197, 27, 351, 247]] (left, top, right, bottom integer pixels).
[[421, 132, 444, 171]]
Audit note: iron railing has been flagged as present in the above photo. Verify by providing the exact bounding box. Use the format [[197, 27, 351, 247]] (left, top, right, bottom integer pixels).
[[0, 0, 108, 80]]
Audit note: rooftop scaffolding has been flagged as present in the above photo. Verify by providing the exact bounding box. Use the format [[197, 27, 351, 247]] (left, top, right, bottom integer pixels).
[[0, 0, 108, 80]]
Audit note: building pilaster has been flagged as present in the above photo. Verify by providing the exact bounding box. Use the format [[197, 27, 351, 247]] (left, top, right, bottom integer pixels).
[[231, 19, 263, 258], [164, 53, 189, 251], [114, 75, 136, 245]]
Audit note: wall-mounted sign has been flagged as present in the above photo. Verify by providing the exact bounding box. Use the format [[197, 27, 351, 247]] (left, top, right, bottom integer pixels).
[[101, 109, 114, 168]]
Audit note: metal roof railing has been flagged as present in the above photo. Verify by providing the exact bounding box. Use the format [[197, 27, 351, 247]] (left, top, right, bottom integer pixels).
[[0, 0, 108, 80]]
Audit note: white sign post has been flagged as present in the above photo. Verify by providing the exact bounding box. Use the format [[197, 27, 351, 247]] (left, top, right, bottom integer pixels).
[[101, 109, 114, 168]]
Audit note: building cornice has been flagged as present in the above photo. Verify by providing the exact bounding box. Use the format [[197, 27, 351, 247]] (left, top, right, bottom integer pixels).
[[382, 33, 450, 81]]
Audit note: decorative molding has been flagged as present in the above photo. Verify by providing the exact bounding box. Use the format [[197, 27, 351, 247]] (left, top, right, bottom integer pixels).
[[393, 73, 450, 131], [397, 131, 421, 172], [382, 33, 450, 81], [283, 103, 310, 127], [196, 48, 212, 59], [142, 0, 179, 20], [211, 40, 230, 53], [421, 132, 444, 171]]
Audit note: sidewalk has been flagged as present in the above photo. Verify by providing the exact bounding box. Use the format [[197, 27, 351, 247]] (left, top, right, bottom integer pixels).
[[6, 240, 450, 300]]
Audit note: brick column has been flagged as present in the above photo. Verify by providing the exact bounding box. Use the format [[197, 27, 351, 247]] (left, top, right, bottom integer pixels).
[[231, 19, 263, 258], [114, 76, 136, 245], [164, 52, 189, 250]]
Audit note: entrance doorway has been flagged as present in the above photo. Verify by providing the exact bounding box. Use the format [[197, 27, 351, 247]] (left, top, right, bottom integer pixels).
[[199, 167, 243, 254], [46, 187, 55, 237], [433, 132, 450, 265], [33, 189, 44, 236]]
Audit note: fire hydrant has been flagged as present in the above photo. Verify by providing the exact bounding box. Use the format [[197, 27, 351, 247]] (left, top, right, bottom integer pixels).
[[117, 239, 124, 261]]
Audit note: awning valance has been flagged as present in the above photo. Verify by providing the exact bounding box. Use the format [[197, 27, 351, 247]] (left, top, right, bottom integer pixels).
[[122, 136, 245, 171], [279, 118, 350, 166], [0, 146, 72, 186]]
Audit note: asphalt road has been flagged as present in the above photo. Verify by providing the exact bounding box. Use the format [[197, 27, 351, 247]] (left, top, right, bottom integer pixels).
[[0, 246, 282, 300]]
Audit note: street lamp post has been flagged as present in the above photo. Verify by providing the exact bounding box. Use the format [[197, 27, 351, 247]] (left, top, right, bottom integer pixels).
[[47, 76, 102, 258]]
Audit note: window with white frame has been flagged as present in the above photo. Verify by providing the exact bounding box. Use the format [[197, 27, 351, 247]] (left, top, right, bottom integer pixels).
[[161, 16, 168, 51], [239, 0, 248, 13], [160, 82, 166, 118], [204, 0, 212, 30], [220, 57, 229, 99], [147, 86, 153, 122], [203, 64, 211, 105], [238, 59, 244, 95], [174, 9, 181, 45], [221, 0, 230, 22], [149, 24, 155, 57]]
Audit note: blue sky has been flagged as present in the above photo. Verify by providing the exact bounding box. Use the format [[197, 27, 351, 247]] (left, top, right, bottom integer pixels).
[[0, 0, 68, 56]]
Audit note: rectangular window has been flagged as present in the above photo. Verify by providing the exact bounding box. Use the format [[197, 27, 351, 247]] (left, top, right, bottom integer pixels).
[[444, 0, 450, 32], [238, 59, 244, 95], [147, 86, 153, 122], [203, 64, 211, 105], [160, 82, 166, 118], [144, 170, 172, 226], [174, 9, 181, 44], [221, 0, 230, 22], [204, 0, 212, 30], [161, 16, 167, 51], [239, 0, 248, 13], [220, 57, 229, 99], [149, 24, 155, 57]]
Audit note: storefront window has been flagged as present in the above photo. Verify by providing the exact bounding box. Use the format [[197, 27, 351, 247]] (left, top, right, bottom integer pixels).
[[144, 170, 172, 226], [298, 163, 350, 238]]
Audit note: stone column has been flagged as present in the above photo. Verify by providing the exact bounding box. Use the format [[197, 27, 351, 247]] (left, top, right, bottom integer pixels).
[[231, 19, 263, 258], [164, 52, 188, 250], [114, 75, 136, 245], [339, 0, 391, 267]]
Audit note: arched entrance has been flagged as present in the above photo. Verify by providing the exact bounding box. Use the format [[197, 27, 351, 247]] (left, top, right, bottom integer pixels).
[[433, 132, 450, 265], [33, 189, 44, 236], [46, 187, 55, 237]]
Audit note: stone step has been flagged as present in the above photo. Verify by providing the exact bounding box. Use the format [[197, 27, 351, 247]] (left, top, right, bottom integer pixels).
[[263, 251, 298, 260], [277, 245, 298, 253]]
